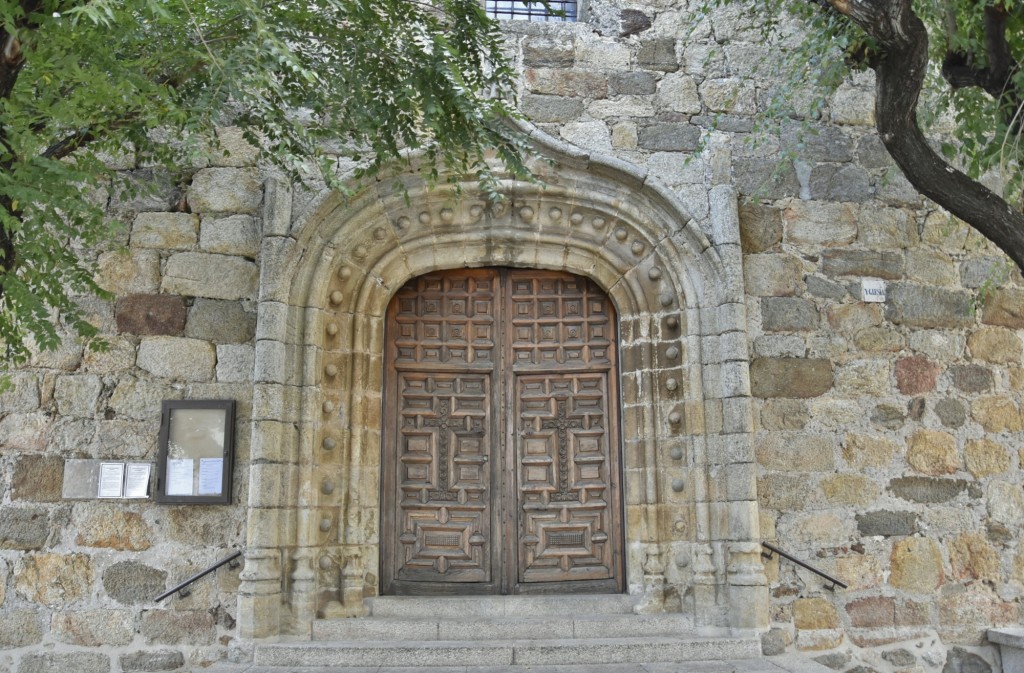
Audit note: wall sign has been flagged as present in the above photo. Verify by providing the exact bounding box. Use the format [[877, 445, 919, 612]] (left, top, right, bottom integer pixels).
[[861, 279, 887, 303], [156, 400, 236, 504]]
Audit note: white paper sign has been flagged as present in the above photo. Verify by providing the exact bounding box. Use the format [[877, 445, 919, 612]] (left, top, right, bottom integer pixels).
[[198, 458, 224, 495], [124, 463, 152, 499], [861, 279, 886, 303], [166, 458, 195, 496], [98, 462, 125, 498]]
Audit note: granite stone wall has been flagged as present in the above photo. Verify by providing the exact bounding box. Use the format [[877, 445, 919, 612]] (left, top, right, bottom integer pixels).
[[0, 2, 1021, 673], [0, 133, 260, 673], [497, 4, 1023, 671]]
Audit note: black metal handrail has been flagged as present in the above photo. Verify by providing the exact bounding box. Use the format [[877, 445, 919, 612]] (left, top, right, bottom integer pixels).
[[761, 542, 848, 591], [155, 550, 243, 602]]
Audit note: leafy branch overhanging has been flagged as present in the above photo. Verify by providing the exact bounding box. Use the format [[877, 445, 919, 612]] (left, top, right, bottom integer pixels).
[[0, 0, 535, 369]]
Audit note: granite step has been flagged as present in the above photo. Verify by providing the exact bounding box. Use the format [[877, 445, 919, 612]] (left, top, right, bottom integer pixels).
[[254, 635, 762, 668], [364, 594, 638, 618], [312, 612, 695, 641], [204, 658, 831, 673], [241, 596, 836, 672]]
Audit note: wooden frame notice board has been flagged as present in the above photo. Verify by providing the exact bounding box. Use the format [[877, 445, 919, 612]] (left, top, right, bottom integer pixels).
[[156, 400, 236, 504]]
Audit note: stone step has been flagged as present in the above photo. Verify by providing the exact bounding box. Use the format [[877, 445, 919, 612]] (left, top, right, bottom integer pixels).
[[254, 635, 761, 668], [365, 594, 638, 618], [313, 612, 695, 641], [204, 659, 825, 673]]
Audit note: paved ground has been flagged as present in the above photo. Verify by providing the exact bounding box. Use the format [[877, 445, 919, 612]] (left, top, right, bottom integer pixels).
[[202, 655, 831, 673]]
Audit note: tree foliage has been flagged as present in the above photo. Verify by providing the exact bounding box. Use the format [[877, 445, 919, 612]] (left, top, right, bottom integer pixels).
[[0, 0, 530, 369], [695, 0, 1024, 273]]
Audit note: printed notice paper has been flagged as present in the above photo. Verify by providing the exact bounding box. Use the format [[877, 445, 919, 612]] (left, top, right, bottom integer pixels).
[[166, 458, 194, 496], [198, 458, 224, 495], [98, 462, 125, 498], [124, 463, 151, 498]]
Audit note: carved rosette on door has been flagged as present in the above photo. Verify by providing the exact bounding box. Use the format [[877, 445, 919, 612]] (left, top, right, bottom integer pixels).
[[382, 269, 624, 595]]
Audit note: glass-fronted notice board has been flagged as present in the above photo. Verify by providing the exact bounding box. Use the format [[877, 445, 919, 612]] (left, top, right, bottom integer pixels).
[[156, 400, 236, 504]]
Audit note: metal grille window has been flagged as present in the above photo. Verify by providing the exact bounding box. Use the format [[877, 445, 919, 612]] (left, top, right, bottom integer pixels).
[[485, 1, 577, 22]]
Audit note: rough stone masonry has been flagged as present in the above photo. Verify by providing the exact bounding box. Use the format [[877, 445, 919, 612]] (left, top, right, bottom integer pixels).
[[0, 2, 1022, 673]]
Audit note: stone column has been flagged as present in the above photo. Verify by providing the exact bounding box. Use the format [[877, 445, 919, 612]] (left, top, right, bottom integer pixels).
[[691, 542, 718, 628], [709, 184, 769, 632], [237, 179, 297, 639], [289, 548, 317, 631], [727, 540, 769, 630], [237, 548, 283, 639]]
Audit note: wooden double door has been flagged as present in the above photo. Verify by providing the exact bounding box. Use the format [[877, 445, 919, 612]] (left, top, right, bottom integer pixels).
[[381, 268, 625, 595]]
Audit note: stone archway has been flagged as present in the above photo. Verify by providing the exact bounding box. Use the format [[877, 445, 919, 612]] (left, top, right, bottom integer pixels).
[[236, 130, 767, 640]]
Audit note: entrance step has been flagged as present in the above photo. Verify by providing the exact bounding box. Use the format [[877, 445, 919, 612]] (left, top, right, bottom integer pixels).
[[209, 658, 833, 673], [312, 612, 695, 641], [364, 594, 638, 618], [255, 635, 761, 668], [313, 595, 694, 643], [253, 596, 761, 669]]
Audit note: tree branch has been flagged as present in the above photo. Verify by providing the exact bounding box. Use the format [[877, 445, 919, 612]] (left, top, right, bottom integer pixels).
[[0, 197, 15, 306], [41, 129, 97, 160], [982, 3, 1013, 88], [823, 0, 1024, 273], [940, 3, 1022, 129]]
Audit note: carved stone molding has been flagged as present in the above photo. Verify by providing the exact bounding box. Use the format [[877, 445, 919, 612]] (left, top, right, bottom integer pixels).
[[240, 128, 765, 638]]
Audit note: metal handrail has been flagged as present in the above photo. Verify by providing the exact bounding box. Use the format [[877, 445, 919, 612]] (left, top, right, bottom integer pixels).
[[761, 542, 848, 591], [155, 550, 243, 602]]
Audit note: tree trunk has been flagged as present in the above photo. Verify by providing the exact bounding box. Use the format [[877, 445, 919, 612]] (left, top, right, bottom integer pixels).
[[829, 0, 1024, 273]]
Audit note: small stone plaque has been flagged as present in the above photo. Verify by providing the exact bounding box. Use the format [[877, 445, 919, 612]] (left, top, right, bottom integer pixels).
[[861, 279, 886, 303], [63, 459, 101, 499]]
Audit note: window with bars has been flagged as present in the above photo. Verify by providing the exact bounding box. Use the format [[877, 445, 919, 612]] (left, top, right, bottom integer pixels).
[[485, 1, 577, 22]]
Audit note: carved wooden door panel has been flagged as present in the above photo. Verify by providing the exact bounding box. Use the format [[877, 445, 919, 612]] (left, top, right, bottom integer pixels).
[[382, 270, 499, 594], [382, 269, 623, 595], [507, 271, 622, 592]]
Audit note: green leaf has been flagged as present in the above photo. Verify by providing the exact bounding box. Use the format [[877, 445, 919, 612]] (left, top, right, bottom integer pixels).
[[0, 0, 533, 367]]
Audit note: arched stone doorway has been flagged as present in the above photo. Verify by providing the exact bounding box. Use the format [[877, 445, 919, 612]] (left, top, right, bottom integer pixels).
[[381, 268, 625, 595], [236, 129, 768, 640]]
